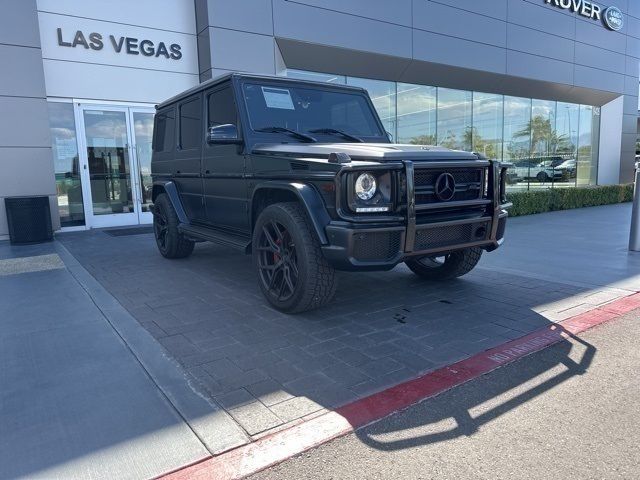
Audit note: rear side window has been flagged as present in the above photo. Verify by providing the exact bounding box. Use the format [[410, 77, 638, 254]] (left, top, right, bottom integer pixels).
[[179, 96, 201, 150], [154, 108, 175, 152]]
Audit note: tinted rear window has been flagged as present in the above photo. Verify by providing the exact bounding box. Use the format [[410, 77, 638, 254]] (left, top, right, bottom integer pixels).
[[179, 97, 201, 150], [154, 108, 175, 152]]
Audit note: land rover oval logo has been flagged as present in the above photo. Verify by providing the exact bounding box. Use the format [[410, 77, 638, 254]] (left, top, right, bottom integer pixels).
[[435, 173, 456, 202], [603, 6, 624, 31]]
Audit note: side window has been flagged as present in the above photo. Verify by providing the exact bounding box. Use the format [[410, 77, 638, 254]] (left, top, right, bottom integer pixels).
[[208, 87, 236, 128], [154, 108, 175, 152], [179, 96, 201, 150]]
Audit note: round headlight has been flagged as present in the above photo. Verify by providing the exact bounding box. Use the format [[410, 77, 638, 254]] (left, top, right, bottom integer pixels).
[[355, 173, 377, 201]]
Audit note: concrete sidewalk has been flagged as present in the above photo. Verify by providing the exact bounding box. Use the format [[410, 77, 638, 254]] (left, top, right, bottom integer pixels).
[[250, 306, 640, 480], [0, 241, 247, 479]]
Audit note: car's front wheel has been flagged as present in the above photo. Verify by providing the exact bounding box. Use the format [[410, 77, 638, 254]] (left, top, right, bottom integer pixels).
[[405, 247, 482, 280], [536, 171, 549, 183], [253, 202, 336, 313], [153, 193, 195, 259]]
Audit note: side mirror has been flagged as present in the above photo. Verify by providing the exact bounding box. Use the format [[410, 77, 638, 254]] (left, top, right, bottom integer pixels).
[[207, 124, 241, 144]]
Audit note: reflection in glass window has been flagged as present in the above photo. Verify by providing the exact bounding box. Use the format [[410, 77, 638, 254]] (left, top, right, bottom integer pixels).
[[276, 68, 600, 189], [472, 92, 503, 159], [437, 88, 472, 151], [48, 102, 84, 227], [284, 69, 347, 84], [577, 105, 598, 186], [503, 97, 531, 190], [555, 103, 579, 158], [531, 100, 555, 159], [347, 77, 397, 140], [133, 112, 155, 212], [397, 83, 436, 145]]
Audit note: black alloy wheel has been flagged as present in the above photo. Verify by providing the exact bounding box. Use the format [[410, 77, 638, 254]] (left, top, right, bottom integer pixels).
[[152, 193, 194, 259], [256, 220, 299, 303], [405, 247, 482, 280], [154, 203, 169, 251], [252, 202, 336, 313]]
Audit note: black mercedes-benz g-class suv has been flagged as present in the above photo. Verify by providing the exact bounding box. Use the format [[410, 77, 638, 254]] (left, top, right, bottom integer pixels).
[[151, 74, 511, 313]]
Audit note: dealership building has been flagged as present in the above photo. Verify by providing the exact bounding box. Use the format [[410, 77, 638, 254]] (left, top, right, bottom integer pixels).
[[0, 0, 638, 237]]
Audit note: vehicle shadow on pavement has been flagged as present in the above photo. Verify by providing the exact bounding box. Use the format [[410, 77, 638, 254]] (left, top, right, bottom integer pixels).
[[353, 329, 595, 451], [55, 228, 617, 442]]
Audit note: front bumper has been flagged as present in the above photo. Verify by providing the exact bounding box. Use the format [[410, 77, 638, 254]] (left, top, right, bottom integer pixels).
[[321, 159, 511, 271], [321, 211, 508, 271]]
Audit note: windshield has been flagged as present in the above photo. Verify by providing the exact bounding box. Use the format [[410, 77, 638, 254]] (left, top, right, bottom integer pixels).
[[241, 83, 386, 141]]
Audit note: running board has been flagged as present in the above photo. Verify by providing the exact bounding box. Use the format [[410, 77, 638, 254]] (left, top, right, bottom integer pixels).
[[179, 224, 251, 253]]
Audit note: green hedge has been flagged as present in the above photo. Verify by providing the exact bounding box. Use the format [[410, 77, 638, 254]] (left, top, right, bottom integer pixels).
[[506, 184, 634, 217]]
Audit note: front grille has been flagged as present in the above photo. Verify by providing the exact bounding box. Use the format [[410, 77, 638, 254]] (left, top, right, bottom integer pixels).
[[414, 221, 489, 251], [352, 231, 401, 261], [414, 167, 484, 205]]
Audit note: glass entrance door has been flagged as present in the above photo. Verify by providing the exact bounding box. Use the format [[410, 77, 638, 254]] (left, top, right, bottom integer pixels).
[[130, 109, 155, 224], [76, 104, 155, 228]]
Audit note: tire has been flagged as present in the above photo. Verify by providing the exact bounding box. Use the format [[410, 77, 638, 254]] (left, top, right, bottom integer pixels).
[[405, 247, 482, 281], [253, 202, 336, 313], [153, 193, 195, 259], [536, 171, 549, 183]]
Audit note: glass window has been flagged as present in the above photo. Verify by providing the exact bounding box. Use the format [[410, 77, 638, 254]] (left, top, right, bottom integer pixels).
[[555, 102, 580, 187], [503, 96, 532, 190], [241, 83, 385, 139], [576, 105, 598, 186], [277, 68, 599, 188], [472, 92, 503, 159], [437, 88, 472, 151], [530, 100, 556, 160], [397, 83, 436, 145], [133, 112, 155, 212], [347, 77, 396, 139], [48, 102, 84, 227], [179, 97, 201, 150], [208, 87, 236, 127], [284, 69, 347, 84], [154, 108, 175, 153], [530, 99, 563, 188]]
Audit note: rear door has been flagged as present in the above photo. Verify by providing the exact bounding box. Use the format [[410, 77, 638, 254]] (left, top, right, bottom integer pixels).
[[202, 85, 248, 231], [174, 93, 205, 221]]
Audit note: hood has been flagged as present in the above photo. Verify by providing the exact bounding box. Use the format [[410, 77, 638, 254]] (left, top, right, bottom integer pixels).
[[252, 142, 480, 162]]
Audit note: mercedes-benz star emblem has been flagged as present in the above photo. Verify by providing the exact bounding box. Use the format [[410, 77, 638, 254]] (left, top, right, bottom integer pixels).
[[434, 173, 456, 201]]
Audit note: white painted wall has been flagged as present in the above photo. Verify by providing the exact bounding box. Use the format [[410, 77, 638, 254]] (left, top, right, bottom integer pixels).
[[597, 96, 624, 185], [36, 0, 199, 104]]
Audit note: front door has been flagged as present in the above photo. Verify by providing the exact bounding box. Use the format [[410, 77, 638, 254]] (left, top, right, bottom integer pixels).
[[76, 104, 155, 228]]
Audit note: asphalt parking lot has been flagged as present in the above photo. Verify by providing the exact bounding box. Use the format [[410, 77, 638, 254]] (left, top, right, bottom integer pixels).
[[57, 203, 640, 440]]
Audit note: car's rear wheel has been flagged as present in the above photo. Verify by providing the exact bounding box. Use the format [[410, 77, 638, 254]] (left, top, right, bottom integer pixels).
[[153, 193, 195, 259], [253, 202, 336, 313], [405, 247, 482, 280]]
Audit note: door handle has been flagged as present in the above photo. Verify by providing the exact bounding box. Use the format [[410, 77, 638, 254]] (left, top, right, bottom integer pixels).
[[205, 170, 210, 174]]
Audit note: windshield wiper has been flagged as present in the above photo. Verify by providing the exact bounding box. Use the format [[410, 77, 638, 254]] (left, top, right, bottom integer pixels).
[[309, 128, 364, 143], [255, 126, 317, 143]]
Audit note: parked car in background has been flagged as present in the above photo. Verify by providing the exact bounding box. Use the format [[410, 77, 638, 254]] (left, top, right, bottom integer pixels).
[[512, 157, 564, 183]]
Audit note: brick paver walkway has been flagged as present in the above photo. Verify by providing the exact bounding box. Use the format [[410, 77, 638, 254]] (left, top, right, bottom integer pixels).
[[58, 223, 631, 439]]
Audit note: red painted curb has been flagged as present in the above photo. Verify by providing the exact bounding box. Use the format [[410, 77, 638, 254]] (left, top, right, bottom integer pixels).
[[160, 292, 640, 480]]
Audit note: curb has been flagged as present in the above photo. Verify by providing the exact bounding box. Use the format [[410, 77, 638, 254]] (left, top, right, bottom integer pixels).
[[160, 292, 640, 480]]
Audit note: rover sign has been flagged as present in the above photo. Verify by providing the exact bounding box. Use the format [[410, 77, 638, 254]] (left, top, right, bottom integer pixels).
[[545, 0, 624, 30]]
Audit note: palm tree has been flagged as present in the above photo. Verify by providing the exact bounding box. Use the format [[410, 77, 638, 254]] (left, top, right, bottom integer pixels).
[[513, 115, 573, 158]]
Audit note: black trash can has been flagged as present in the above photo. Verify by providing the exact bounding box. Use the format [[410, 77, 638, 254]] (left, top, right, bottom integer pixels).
[[4, 196, 53, 244]]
